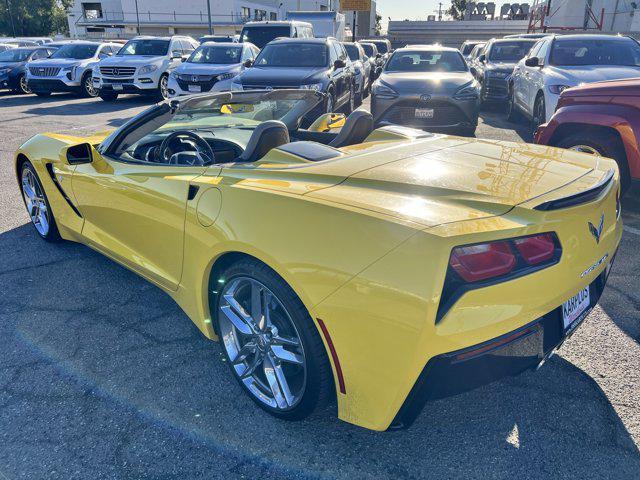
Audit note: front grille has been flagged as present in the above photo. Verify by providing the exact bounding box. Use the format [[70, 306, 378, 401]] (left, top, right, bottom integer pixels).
[[29, 66, 61, 77], [102, 78, 134, 84], [384, 100, 467, 127], [100, 66, 137, 77], [177, 74, 218, 93], [484, 78, 508, 97]]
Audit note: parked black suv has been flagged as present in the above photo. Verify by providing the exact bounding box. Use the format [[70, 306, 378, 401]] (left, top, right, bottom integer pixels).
[[231, 37, 356, 116]]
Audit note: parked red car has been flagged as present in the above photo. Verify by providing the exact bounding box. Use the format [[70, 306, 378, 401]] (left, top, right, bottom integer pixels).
[[535, 78, 640, 194]]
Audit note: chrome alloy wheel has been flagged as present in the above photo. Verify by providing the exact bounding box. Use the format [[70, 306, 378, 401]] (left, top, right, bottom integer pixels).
[[569, 144, 600, 155], [159, 75, 169, 99], [218, 277, 307, 410], [19, 75, 31, 94], [21, 169, 49, 236], [84, 74, 98, 97]]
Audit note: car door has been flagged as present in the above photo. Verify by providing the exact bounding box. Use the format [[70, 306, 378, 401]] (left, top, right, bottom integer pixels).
[[525, 38, 550, 116], [70, 129, 211, 291], [513, 40, 541, 110], [330, 41, 348, 107]]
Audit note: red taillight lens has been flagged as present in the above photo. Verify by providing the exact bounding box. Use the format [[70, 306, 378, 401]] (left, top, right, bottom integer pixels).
[[513, 233, 556, 265], [449, 241, 516, 282]]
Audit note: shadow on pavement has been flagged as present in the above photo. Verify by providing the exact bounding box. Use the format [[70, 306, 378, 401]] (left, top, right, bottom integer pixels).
[[0, 91, 155, 115], [480, 104, 533, 143], [0, 223, 638, 478]]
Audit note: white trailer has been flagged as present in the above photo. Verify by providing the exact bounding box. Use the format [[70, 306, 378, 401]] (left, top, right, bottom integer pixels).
[[286, 11, 346, 41]]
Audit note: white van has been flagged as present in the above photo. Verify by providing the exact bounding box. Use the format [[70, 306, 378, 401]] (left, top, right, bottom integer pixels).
[[239, 21, 314, 49]]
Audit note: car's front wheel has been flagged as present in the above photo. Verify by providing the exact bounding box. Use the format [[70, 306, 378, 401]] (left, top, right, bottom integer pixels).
[[16, 74, 31, 94], [81, 72, 98, 98], [213, 258, 334, 420], [19, 161, 61, 242], [532, 93, 546, 132], [156, 73, 169, 101]]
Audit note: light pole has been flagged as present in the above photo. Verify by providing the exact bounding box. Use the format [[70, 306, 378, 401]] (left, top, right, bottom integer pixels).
[[206, 0, 213, 35], [134, 0, 141, 34], [5, 0, 16, 37]]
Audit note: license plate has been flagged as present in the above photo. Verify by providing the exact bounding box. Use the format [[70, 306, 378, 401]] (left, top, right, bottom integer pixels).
[[188, 84, 201, 93], [112, 84, 123, 91], [415, 108, 434, 119], [562, 287, 590, 330]]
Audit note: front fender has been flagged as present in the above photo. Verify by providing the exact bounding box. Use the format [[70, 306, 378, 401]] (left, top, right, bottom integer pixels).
[[537, 103, 640, 179]]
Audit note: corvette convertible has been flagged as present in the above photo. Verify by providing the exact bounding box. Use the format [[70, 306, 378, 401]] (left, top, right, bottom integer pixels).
[[16, 90, 622, 431]]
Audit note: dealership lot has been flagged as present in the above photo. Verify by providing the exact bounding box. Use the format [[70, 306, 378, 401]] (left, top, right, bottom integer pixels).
[[0, 92, 639, 479]]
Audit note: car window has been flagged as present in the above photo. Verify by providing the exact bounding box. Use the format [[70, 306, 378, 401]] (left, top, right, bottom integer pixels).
[[255, 43, 328, 67], [527, 41, 542, 59], [385, 50, 468, 73], [31, 49, 49, 60], [487, 40, 536, 62], [344, 44, 361, 61], [118, 39, 170, 56], [536, 39, 550, 64], [50, 44, 99, 60], [548, 38, 640, 66], [332, 42, 346, 61], [240, 46, 254, 62], [188, 45, 242, 64]]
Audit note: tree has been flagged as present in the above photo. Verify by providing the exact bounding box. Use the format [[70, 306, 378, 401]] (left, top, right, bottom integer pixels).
[[0, 0, 73, 37], [374, 13, 382, 36], [447, 0, 468, 21]]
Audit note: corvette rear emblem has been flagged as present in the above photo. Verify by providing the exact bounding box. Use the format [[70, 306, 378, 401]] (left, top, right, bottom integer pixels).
[[588, 213, 604, 244]]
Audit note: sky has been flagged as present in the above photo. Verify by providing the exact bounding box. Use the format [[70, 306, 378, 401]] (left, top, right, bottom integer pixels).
[[376, 0, 452, 22]]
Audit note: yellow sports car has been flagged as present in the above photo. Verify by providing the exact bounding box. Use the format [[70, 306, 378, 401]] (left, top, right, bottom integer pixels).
[[15, 90, 622, 431]]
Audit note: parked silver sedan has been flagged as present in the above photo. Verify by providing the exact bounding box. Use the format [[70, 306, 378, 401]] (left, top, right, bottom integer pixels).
[[370, 45, 480, 136]]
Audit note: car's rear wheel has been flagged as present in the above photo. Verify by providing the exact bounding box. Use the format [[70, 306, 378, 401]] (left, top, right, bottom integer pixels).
[[19, 161, 61, 242], [16, 74, 31, 94], [345, 83, 355, 114], [556, 132, 631, 194], [506, 83, 520, 122], [81, 72, 98, 98], [213, 258, 334, 420], [326, 88, 335, 113]]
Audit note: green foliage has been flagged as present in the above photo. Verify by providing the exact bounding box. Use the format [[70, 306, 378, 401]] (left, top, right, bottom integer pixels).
[[447, 0, 467, 21], [0, 0, 73, 37], [374, 13, 382, 36]]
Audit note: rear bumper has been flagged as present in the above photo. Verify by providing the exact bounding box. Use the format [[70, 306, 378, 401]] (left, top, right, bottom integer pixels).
[[389, 266, 613, 430]]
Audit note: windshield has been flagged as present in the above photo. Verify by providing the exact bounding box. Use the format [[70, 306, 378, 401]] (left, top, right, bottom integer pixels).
[[0, 48, 31, 62], [200, 36, 234, 43], [240, 26, 290, 49], [188, 45, 242, 64], [550, 38, 640, 66], [255, 43, 328, 67], [487, 41, 536, 62], [361, 43, 376, 57], [50, 44, 97, 60], [369, 40, 388, 54], [462, 43, 478, 55], [344, 44, 360, 61], [118, 39, 169, 56], [385, 50, 467, 72]]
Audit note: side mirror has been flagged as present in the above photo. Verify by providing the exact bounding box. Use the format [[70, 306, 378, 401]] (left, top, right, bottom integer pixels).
[[171, 50, 182, 59], [479, 54, 486, 63], [65, 143, 94, 165], [525, 56, 540, 67], [243, 59, 253, 68], [334, 59, 346, 69]]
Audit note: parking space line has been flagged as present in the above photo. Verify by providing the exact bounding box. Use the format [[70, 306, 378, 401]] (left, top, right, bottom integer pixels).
[[623, 225, 640, 236]]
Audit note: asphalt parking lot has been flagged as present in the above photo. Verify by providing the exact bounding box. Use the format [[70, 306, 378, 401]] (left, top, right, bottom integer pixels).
[[0, 91, 639, 480]]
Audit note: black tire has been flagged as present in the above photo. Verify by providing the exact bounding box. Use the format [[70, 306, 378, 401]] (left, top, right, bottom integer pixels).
[[458, 125, 477, 137], [506, 83, 520, 122], [15, 74, 31, 94], [325, 88, 335, 113], [555, 132, 631, 194], [532, 93, 546, 132], [99, 92, 119, 102], [155, 73, 169, 101], [344, 83, 355, 114], [213, 258, 335, 421], [80, 72, 98, 98], [35, 91, 51, 97], [19, 160, 61, 242]]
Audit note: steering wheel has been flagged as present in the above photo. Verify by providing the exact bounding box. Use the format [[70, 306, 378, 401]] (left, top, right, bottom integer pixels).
[[156, 130, 215, 165]]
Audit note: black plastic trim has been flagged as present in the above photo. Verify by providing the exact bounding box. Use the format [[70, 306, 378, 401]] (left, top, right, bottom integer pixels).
[[45, 163, 82, 218], [534, 169, 614, 211]]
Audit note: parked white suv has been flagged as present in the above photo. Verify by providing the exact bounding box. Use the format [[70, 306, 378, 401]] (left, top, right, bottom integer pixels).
[[508, 34, 640, 128], [93, 36, 199, 101], [167, 42, 259, 97], [26, 41, 120, 97]]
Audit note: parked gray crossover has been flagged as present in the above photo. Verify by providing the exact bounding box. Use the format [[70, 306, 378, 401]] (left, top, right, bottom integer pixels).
[[370, 46, 480, 136]]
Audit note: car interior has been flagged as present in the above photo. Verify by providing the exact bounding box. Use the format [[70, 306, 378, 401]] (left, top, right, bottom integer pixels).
[[111, 91, 376, 167]]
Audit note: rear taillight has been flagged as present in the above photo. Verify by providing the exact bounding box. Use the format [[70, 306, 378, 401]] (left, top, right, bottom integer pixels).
[[450, 241, 516, 282], [438, 233, 562, 322]]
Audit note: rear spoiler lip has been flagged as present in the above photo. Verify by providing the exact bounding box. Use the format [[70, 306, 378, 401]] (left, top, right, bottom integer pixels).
[[533, 168, 615, 211]]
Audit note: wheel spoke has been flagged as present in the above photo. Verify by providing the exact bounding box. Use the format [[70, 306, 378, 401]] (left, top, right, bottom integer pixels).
[[240, 350, 263, 379], [221, 294, 256, 335], [263, 354, 291, 408], [232, 341, 257, 365], [250, 281, 263, 326], [272, 334, 299, 347], [270, 345, 303, 365]]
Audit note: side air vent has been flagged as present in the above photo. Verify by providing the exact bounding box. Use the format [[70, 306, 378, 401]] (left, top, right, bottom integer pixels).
[[45, 163, 82, 218]]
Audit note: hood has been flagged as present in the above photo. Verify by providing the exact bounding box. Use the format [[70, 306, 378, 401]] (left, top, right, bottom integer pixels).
[[379, 71, 473, 94], [283, 136, 606, 228], [175, 62, 240, 75], [485, 61, 517, 73], [561, 76, 640, 97], [29, 58, 86, 67], [546, 65, 640, 86], [0, 61, 22, 69], [237, 66, 326, 86], [99, 55, 165, 67]]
